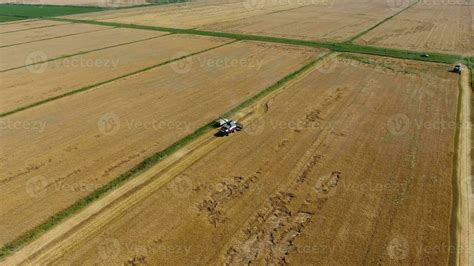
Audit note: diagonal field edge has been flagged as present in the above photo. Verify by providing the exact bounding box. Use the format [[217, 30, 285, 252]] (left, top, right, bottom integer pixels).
[[0, 26, 114, 49], [0, 52, 330, 260], [347, 0, 419, 42], [44, 17, 468, 65], [0, 38, 236, 118], [0, 22, 72, 34], [0, 33, 173, 73]]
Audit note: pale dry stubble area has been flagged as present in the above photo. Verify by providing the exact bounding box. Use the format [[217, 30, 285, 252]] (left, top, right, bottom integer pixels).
[[11, 55, 460, 265]]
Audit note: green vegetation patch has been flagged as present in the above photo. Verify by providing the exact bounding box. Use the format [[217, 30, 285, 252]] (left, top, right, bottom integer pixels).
[[0, 4, 105, 21]]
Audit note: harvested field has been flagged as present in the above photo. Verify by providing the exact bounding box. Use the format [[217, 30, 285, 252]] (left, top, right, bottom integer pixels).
[[0, 34, 230, 115], [0, 22, 110, 47], [0, 19, 67, 33], [23, 55, 459, 265], [0, 0, 148, 7], [0, 41, 323, 247], [0, 26, 165, 71], [356, 3, 474, 56], [66, 0, 319, 29], [203, 0, 411, 42]]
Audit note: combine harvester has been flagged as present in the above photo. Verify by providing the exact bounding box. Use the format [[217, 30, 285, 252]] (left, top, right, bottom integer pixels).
[[214, 118, 243, 136]]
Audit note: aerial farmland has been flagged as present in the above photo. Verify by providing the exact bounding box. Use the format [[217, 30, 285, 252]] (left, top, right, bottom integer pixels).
[[0, 0, 472, 265]]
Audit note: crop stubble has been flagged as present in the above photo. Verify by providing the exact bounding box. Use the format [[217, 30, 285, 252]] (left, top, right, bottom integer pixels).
[[34, 55, 459, 265], [0, 41, 322, 247]]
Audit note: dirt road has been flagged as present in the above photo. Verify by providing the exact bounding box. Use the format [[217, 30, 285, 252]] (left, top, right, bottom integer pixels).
[[455, 66, 472, 265]]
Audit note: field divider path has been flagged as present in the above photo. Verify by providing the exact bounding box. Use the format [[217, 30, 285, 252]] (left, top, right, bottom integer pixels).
[[453, 66, 472, 266], [5, 52, 332, 265], [0, 37, 234, 118], [0, 21, 70, 34], [346, 0, 419, 43], [0, 33, 170, 74], [0, 26, 114, 48], [0, 51, 330, 260], [43, 16, 467, 65]]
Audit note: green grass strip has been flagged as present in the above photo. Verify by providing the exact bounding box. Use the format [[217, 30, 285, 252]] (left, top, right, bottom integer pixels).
[[0, 14, 24, 23], [46, 17, 467, 66], [0, 4, 105, 21], [0, 52, 330, 260], [0, 38, 234, 118], [347, 0, 419, 42]]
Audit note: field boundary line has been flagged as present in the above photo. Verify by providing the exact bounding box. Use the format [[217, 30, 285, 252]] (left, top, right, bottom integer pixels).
[[0, 51, 330, 260], [0, 37, 234, 118], [0, 33, 170, 74], [346, 0, 419, 42], [43, 17, 467, 65], [450, 65, 472, 266], [0, 21, 71, 34], [0, 26, 114, 48]]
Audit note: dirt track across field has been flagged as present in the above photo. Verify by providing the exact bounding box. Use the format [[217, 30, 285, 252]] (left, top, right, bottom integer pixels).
[[5, 55, 460, 265]]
